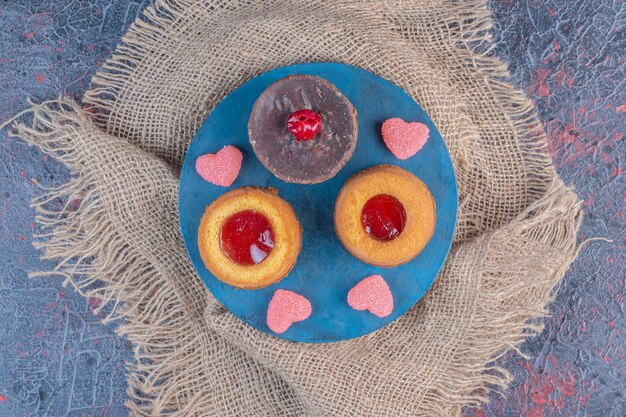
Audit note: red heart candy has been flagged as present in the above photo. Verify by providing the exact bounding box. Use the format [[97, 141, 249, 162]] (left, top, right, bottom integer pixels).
[[381, 118, 429, 160], [347, 275, 394, 318], [195, 145, 243, 187], [267, 289, 312, 334]]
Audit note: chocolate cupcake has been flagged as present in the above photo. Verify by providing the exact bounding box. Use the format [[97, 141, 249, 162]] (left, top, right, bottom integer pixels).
[[248, 74, 358, 184]]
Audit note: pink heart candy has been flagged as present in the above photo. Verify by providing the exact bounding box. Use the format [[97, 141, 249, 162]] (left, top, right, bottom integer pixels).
[[347, 275, 394, 318], [195, 145, 243, 187], [381, 118, 429, 160], [267, 289, 312, 334]]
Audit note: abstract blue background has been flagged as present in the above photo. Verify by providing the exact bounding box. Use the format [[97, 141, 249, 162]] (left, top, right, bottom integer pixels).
[[0, 1, 623, 416]]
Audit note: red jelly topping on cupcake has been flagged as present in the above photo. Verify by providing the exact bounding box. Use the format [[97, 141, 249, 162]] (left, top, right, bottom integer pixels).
[[287, 109, 322, 141], [361, 194, 406, 241], [220, 210, 275, 265]]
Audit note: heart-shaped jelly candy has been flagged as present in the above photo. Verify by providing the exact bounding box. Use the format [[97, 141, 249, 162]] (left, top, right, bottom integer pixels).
[[267, 289, 312, 334], [381, 118, 429, 160], [347, 275, 394, 318], [195, 145, 243, 187]]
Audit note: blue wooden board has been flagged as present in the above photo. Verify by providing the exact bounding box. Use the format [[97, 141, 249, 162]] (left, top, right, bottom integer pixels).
[[178, 63, 458, 342]]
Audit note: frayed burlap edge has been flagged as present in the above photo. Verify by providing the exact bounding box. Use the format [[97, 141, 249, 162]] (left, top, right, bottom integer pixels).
[[10, 0, 584, 416], [13, 99, 214, 416]]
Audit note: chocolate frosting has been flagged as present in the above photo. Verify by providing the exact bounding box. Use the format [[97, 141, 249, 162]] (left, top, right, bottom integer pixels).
[[248, 74, 358, 184]]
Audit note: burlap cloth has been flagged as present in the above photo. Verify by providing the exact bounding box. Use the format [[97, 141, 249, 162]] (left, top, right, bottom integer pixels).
[[13, 1, 583, 416]]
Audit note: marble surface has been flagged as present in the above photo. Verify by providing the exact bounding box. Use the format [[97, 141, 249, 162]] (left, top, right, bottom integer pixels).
[[0, 1, 623, 416]]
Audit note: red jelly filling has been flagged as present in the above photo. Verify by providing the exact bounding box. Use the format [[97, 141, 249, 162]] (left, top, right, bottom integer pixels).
[[220, 210, 275, 265], [361, 194, 406, 242], [287, 109, 322, 141]]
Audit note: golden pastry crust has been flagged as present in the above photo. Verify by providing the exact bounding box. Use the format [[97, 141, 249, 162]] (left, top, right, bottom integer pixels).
[[198, 187, 302, 289], [334, 165, 436, 268]]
